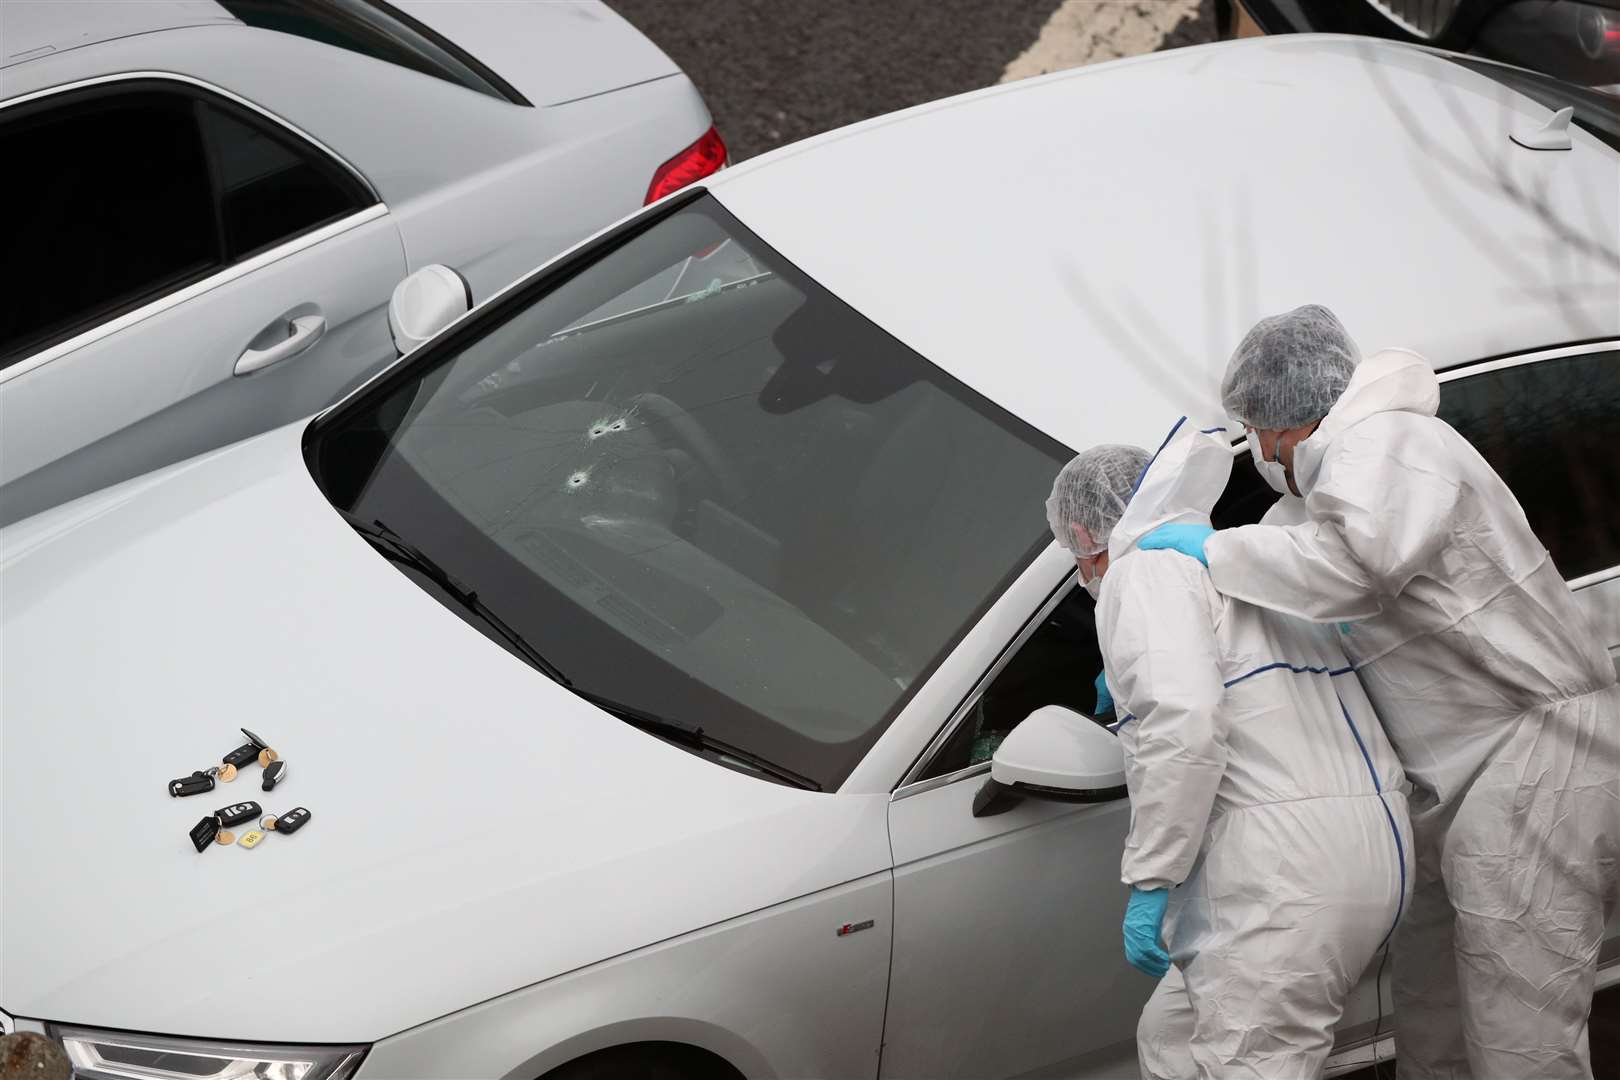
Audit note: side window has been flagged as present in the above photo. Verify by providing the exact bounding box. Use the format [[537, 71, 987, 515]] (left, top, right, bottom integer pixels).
[[1439, 349, 1620, 580], [218, 0, 525, 104], [0, 81, 374, 368], [197, 102, 370, 260], [913, 447, 1275, 785], [1, 90, 220, 365], [917, 587, 1108, 783]]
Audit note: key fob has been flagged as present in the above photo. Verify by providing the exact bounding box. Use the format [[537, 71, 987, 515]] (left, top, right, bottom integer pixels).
[[169, 771, 215, 798], [214, 801, 261, 827], [190, 816, 220, 852], [240, 727, 272, 751], [275, 807, 311, 835], [223, 743, 260, 768], [261, 760, 287, 791]]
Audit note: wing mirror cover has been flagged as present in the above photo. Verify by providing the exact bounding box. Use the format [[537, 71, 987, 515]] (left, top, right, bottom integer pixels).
[[388, 264, 472, 355], [973, 705, 1127, 817]]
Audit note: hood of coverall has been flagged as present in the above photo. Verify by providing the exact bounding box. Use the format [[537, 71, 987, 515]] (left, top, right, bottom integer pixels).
[[1109, 420, 1234, 560], [1291, 348, 1441, 495]]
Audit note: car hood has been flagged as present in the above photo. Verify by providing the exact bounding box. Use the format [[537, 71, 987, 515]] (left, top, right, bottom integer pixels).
[[394, 0, 681, 107], [0, 423, 889, 1042]]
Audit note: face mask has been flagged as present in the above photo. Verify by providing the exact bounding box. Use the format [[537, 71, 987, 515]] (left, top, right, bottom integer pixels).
[[1247, 430, 1291, 496]]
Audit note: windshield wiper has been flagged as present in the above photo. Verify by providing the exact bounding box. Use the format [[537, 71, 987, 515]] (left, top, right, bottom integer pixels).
[[343, 514, 819, 791], [343, 515, 570, 686], [575, 690, 822, 791]]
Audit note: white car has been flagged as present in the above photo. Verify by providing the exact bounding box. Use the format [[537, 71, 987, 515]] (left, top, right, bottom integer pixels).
[[0, 0, 721, 526], [3, 34, 1618, 1080]]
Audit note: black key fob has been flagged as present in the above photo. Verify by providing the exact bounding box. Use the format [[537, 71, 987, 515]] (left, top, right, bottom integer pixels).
[[240, 727, 271, 751], [261, 760, 287, 791], [223, 743, 260, 768], [214, 801, 261, 827], [275, 807, 311, 835], [169, 771, 215, 798], [190, 816, 220, 852]]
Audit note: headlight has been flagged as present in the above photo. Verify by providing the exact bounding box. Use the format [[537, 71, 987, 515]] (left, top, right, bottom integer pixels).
[[50, 1026, 365, 1080]]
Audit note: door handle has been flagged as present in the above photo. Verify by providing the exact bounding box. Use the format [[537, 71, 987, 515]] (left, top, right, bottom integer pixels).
[[235, 315, 327, 376]]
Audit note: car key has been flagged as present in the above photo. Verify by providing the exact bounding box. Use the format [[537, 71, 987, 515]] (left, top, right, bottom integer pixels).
[[169, 771, 215, 798], [274, 807, 312, 835], [261, 760, 287, 791], [190, 816, 220, 852], [222, 742, 261, 768], [214, 801, 261, 827]]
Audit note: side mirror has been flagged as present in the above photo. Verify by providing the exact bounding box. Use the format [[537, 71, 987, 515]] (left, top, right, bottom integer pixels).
[[388, 264, 472, 355], [972, 705, 1127, 817]]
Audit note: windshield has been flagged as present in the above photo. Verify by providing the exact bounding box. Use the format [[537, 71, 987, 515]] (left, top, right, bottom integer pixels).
[[307, 194, 1069, 790]]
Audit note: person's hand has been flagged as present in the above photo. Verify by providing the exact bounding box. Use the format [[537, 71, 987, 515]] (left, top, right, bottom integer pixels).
[[1122, 886, 1172, 978], [1137, 523, 1214, 567], [1094, 671, 1114, 717]]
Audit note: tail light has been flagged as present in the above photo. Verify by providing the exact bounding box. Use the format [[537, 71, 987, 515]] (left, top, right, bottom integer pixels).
[[644, 125, 727, 204]]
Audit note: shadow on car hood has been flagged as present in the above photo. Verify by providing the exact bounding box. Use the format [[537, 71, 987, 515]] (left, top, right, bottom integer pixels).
[[0, 423, 889, 1042]]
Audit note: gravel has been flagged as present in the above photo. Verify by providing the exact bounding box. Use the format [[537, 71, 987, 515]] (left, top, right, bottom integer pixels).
[[610, 0, 1224, 162]]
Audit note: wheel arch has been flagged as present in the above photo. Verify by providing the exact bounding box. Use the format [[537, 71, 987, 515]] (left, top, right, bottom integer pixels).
[[506, 1017, 772, 1080]]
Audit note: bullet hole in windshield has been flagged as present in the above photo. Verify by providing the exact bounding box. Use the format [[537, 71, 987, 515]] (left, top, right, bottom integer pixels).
[[588, 416, 631, 440]]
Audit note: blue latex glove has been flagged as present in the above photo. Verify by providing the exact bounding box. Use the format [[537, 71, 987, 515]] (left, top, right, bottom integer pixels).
[[1094, 671, 1114, 717], [1122, 886, 1172, 978], [1138, 523, 1214, 567]]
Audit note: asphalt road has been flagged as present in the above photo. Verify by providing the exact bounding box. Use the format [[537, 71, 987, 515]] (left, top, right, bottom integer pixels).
[[608, 0, 1222, 162], [602, 3, 1619, 1074]]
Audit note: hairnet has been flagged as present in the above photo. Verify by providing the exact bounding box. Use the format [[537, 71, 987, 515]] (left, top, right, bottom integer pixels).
[[1046, 444, 1153, 556], [1220, 304, 1359, 430]]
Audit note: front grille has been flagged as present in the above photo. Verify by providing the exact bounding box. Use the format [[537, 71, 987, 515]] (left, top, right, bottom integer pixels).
[[1367, 0, 1462, 38]]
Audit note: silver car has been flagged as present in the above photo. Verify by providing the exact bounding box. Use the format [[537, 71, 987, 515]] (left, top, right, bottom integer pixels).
[[0, 0, 721, 525]]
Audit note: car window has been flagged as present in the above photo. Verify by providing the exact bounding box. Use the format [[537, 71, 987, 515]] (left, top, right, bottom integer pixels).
[[1, 88, 220, 366], [1439, 349, 1620, 580], [198, 101, 371, 260], [915, 585, 1109, 783], [0, 80, 375, 367], [307, 194, 1071, 792], [913, 449, 1276, 785], [219, 0, 526, 105]]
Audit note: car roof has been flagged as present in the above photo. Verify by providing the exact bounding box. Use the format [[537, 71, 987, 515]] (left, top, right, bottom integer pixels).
[[706, 35, 1620, 453], [1, 1, 235, 68]]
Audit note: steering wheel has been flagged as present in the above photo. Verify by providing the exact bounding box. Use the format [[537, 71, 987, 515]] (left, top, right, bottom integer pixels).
[[629, 392, 746, 507]]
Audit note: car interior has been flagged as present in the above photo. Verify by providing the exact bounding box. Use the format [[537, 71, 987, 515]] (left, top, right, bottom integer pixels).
[[914, 452, 1275, 782], [318, 201, 1069, 787]]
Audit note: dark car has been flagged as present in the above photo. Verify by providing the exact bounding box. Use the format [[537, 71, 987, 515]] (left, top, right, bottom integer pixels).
[[1239, 0, 1620, 89]]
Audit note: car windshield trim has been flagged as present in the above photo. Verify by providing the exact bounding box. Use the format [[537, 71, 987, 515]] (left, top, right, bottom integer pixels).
[[306, 193, 1069, 791], [219, 0, 531, 106]]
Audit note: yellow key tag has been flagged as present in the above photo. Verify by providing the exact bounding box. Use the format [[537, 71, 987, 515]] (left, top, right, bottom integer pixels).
[[238, 830, 265, 849]]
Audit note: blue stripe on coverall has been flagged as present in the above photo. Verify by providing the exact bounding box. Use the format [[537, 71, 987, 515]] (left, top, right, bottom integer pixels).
[[1109, 662, 1408, 941]]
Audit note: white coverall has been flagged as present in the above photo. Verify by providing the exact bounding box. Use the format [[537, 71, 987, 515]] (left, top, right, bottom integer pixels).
[[1096, 422, 1412, 1080], [1204, 349, 1620, 1080]]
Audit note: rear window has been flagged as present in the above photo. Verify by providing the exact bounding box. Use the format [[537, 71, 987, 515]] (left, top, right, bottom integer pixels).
[[219, 0, 528, 105], [307, 194, 1070, 791]]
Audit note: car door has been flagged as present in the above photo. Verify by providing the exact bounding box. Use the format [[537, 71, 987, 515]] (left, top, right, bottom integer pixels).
[[882, 577, 1153, 1080], [1434, 340, 1620, 974], [0, 74, 406, 526]]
